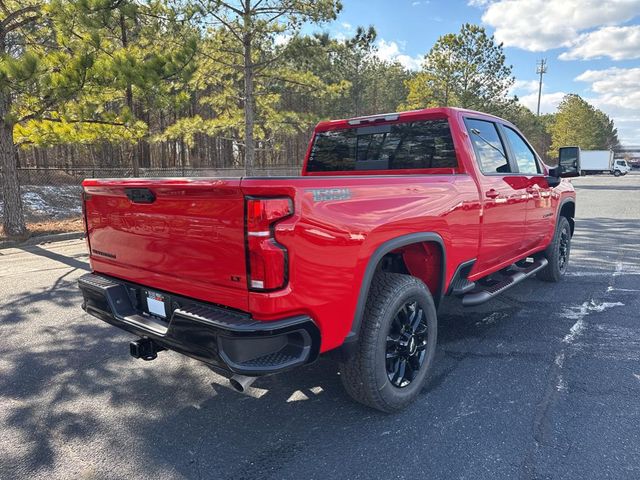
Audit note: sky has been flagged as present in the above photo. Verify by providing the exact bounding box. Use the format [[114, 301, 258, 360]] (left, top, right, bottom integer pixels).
[[314, 0, 640, 145]]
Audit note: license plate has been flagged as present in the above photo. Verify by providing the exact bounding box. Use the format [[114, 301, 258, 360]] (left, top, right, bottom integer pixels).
[[146, 291, 166, 318]]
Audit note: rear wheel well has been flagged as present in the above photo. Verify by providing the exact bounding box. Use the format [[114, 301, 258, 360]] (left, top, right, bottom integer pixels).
[[343, 233, 446, 350], [377, 241, 444, 302], [559, 201, 575, 235]]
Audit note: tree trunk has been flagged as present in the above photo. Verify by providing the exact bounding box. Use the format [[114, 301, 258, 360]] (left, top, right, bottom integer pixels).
[[120, 11, 139, 176], [0, 95, 26, 237], [242, 11, 255, 177]]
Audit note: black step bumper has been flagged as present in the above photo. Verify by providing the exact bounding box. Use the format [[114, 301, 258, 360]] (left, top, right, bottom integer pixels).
[[78, 273, 320, 376]]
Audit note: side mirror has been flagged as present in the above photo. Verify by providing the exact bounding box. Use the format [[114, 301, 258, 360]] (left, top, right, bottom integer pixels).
[[556, 146, 581, 178], [545, 175, 561, 188]]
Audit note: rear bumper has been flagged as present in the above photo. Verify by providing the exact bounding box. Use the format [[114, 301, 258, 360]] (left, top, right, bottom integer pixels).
[[78, 273, 320, 376]]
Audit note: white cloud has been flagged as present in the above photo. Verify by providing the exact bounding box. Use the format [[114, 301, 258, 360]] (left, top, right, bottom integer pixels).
[[341, 22, 352, 31], [576, 67, 640, 109], [479, 0, 640, 51], [376, 39, 424, 71], [576, 67, 640, 144], [510, 79, 539, 95], [468, 0, 492, 6], [560, 25, 640, 60], [518, 91, 566, 114]]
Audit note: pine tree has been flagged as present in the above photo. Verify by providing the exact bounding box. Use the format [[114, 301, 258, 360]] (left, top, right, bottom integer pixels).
[[1, 1, 94, 237], [402, 24, 515, 113], [189, 0, 341, 175], [549, 94, 619, 155], [1, 0, 198, 236]]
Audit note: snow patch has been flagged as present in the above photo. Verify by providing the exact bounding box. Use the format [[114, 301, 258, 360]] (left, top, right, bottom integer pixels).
[[0, 185, 82, 221], [563, 318, 586, 343], [555, 352, 567, 392], [560, 300, 624, 322], [567, 271, 640, 277], [475, 312, 507, 327], [554, 300, 624, 392], [607, 286, 640, 293]]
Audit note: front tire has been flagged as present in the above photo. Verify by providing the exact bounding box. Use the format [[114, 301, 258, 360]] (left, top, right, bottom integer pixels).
[[614, 170, 621, 177], [538, 216, 572, 282], [339, 273, 438, 412]]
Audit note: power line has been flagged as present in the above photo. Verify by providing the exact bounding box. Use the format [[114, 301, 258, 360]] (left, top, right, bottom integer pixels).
[[536, 58, 547, 116]]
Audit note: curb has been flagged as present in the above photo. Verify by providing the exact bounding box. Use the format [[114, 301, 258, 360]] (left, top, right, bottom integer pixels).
[[0, 231, 85, 250]]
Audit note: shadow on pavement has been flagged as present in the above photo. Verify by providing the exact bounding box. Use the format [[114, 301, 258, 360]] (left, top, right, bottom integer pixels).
[[1, 217, 637, 479]]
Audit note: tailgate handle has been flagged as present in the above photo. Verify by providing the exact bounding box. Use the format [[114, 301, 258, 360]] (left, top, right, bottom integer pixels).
[[125, 188, 156, 204]]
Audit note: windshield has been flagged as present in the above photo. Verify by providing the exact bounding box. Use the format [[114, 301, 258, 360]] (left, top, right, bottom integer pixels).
[[307, 119, 458, 172]]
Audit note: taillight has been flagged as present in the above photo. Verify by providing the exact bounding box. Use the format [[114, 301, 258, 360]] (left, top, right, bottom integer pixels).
[[245, 197, 293, 291]]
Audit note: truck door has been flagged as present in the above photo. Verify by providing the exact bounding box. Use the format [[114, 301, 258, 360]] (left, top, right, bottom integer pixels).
[[464, 118, 529, 274], [500, 125, 554, 252]]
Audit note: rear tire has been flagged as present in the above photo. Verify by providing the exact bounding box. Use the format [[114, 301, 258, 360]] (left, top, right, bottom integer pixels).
[[339, 273, 438, 413], [538, 216, 572, 282]]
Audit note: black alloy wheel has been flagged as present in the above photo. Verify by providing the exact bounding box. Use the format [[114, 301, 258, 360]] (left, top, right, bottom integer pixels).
[[538, 215, 572, 282], [558, 224, 571, 273], [386, 300, 429, 388], [339, 273, 438, 412]]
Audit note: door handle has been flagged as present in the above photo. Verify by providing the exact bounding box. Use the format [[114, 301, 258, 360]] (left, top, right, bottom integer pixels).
[[485, 189, 500, 199]]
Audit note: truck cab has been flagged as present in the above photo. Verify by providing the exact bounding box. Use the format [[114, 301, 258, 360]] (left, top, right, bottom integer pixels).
[[613, 159, 631, 176]]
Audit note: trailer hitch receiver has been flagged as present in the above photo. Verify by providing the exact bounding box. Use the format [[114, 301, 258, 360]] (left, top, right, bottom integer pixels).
[[130, 338, 164, 361]]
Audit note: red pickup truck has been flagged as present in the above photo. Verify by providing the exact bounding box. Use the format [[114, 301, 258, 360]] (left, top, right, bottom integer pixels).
[[78, 107, 580, 412]]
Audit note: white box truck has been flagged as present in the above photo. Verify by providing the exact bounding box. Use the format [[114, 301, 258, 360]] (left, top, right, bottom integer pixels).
[[580, 150, 630, 176]]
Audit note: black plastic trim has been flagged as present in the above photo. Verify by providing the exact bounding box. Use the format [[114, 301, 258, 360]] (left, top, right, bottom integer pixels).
[[344, 232, 446, 345], [78, 273, 320, 376], [125, 188, 156, 204], [447, 258, 477, 295], [461, 258, 548, 307], [558, 198, 576, 234]]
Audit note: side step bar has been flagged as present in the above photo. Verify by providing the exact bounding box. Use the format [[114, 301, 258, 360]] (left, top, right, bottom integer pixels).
[[462, 258, 548, 307]]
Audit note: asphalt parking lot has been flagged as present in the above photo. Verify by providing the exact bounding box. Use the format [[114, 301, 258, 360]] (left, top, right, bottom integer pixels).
[[1, 174, 639, 480]]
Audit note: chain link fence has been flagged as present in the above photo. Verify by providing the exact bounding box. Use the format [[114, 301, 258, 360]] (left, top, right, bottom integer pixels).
[[9, 166, 302, 223], [17, 165, 302, 186]]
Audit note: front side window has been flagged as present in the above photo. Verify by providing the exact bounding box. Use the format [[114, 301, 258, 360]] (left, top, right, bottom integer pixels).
[[465, 119, 510, 174], [504, 127, 540, 174], [306, 119, 458, 172]]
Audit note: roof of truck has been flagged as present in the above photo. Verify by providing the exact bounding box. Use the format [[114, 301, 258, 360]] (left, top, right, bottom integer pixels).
[[314, 107, 506, 132]]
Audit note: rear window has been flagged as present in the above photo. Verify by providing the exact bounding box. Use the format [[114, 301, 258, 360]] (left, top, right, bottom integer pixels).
[[306, 119, 458, 172]]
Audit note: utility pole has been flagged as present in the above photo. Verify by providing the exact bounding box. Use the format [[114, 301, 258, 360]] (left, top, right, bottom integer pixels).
[[536, 58, 547, 116]]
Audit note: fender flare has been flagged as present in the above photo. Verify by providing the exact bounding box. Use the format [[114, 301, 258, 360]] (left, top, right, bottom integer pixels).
[[344, 232, 446, 345], [557, 197, 576, 234]]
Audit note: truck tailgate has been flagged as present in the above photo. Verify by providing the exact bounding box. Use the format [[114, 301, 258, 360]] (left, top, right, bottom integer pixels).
[[82, 178, 248, 311]]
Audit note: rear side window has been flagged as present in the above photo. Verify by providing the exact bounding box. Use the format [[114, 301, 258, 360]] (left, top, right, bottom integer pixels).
[[465, 119, 510, 174], [503, 126, 540, 174], [306, 119, 458, 172]]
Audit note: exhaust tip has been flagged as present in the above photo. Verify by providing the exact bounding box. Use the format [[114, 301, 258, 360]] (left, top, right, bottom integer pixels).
[[229, 374, 257, 393]]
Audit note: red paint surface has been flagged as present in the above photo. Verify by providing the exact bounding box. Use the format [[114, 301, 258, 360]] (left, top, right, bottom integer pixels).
[[83, 108, 576, 353]]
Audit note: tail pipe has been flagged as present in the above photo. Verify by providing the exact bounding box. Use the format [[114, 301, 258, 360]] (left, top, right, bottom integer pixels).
[[229, 374, 258, 393]]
